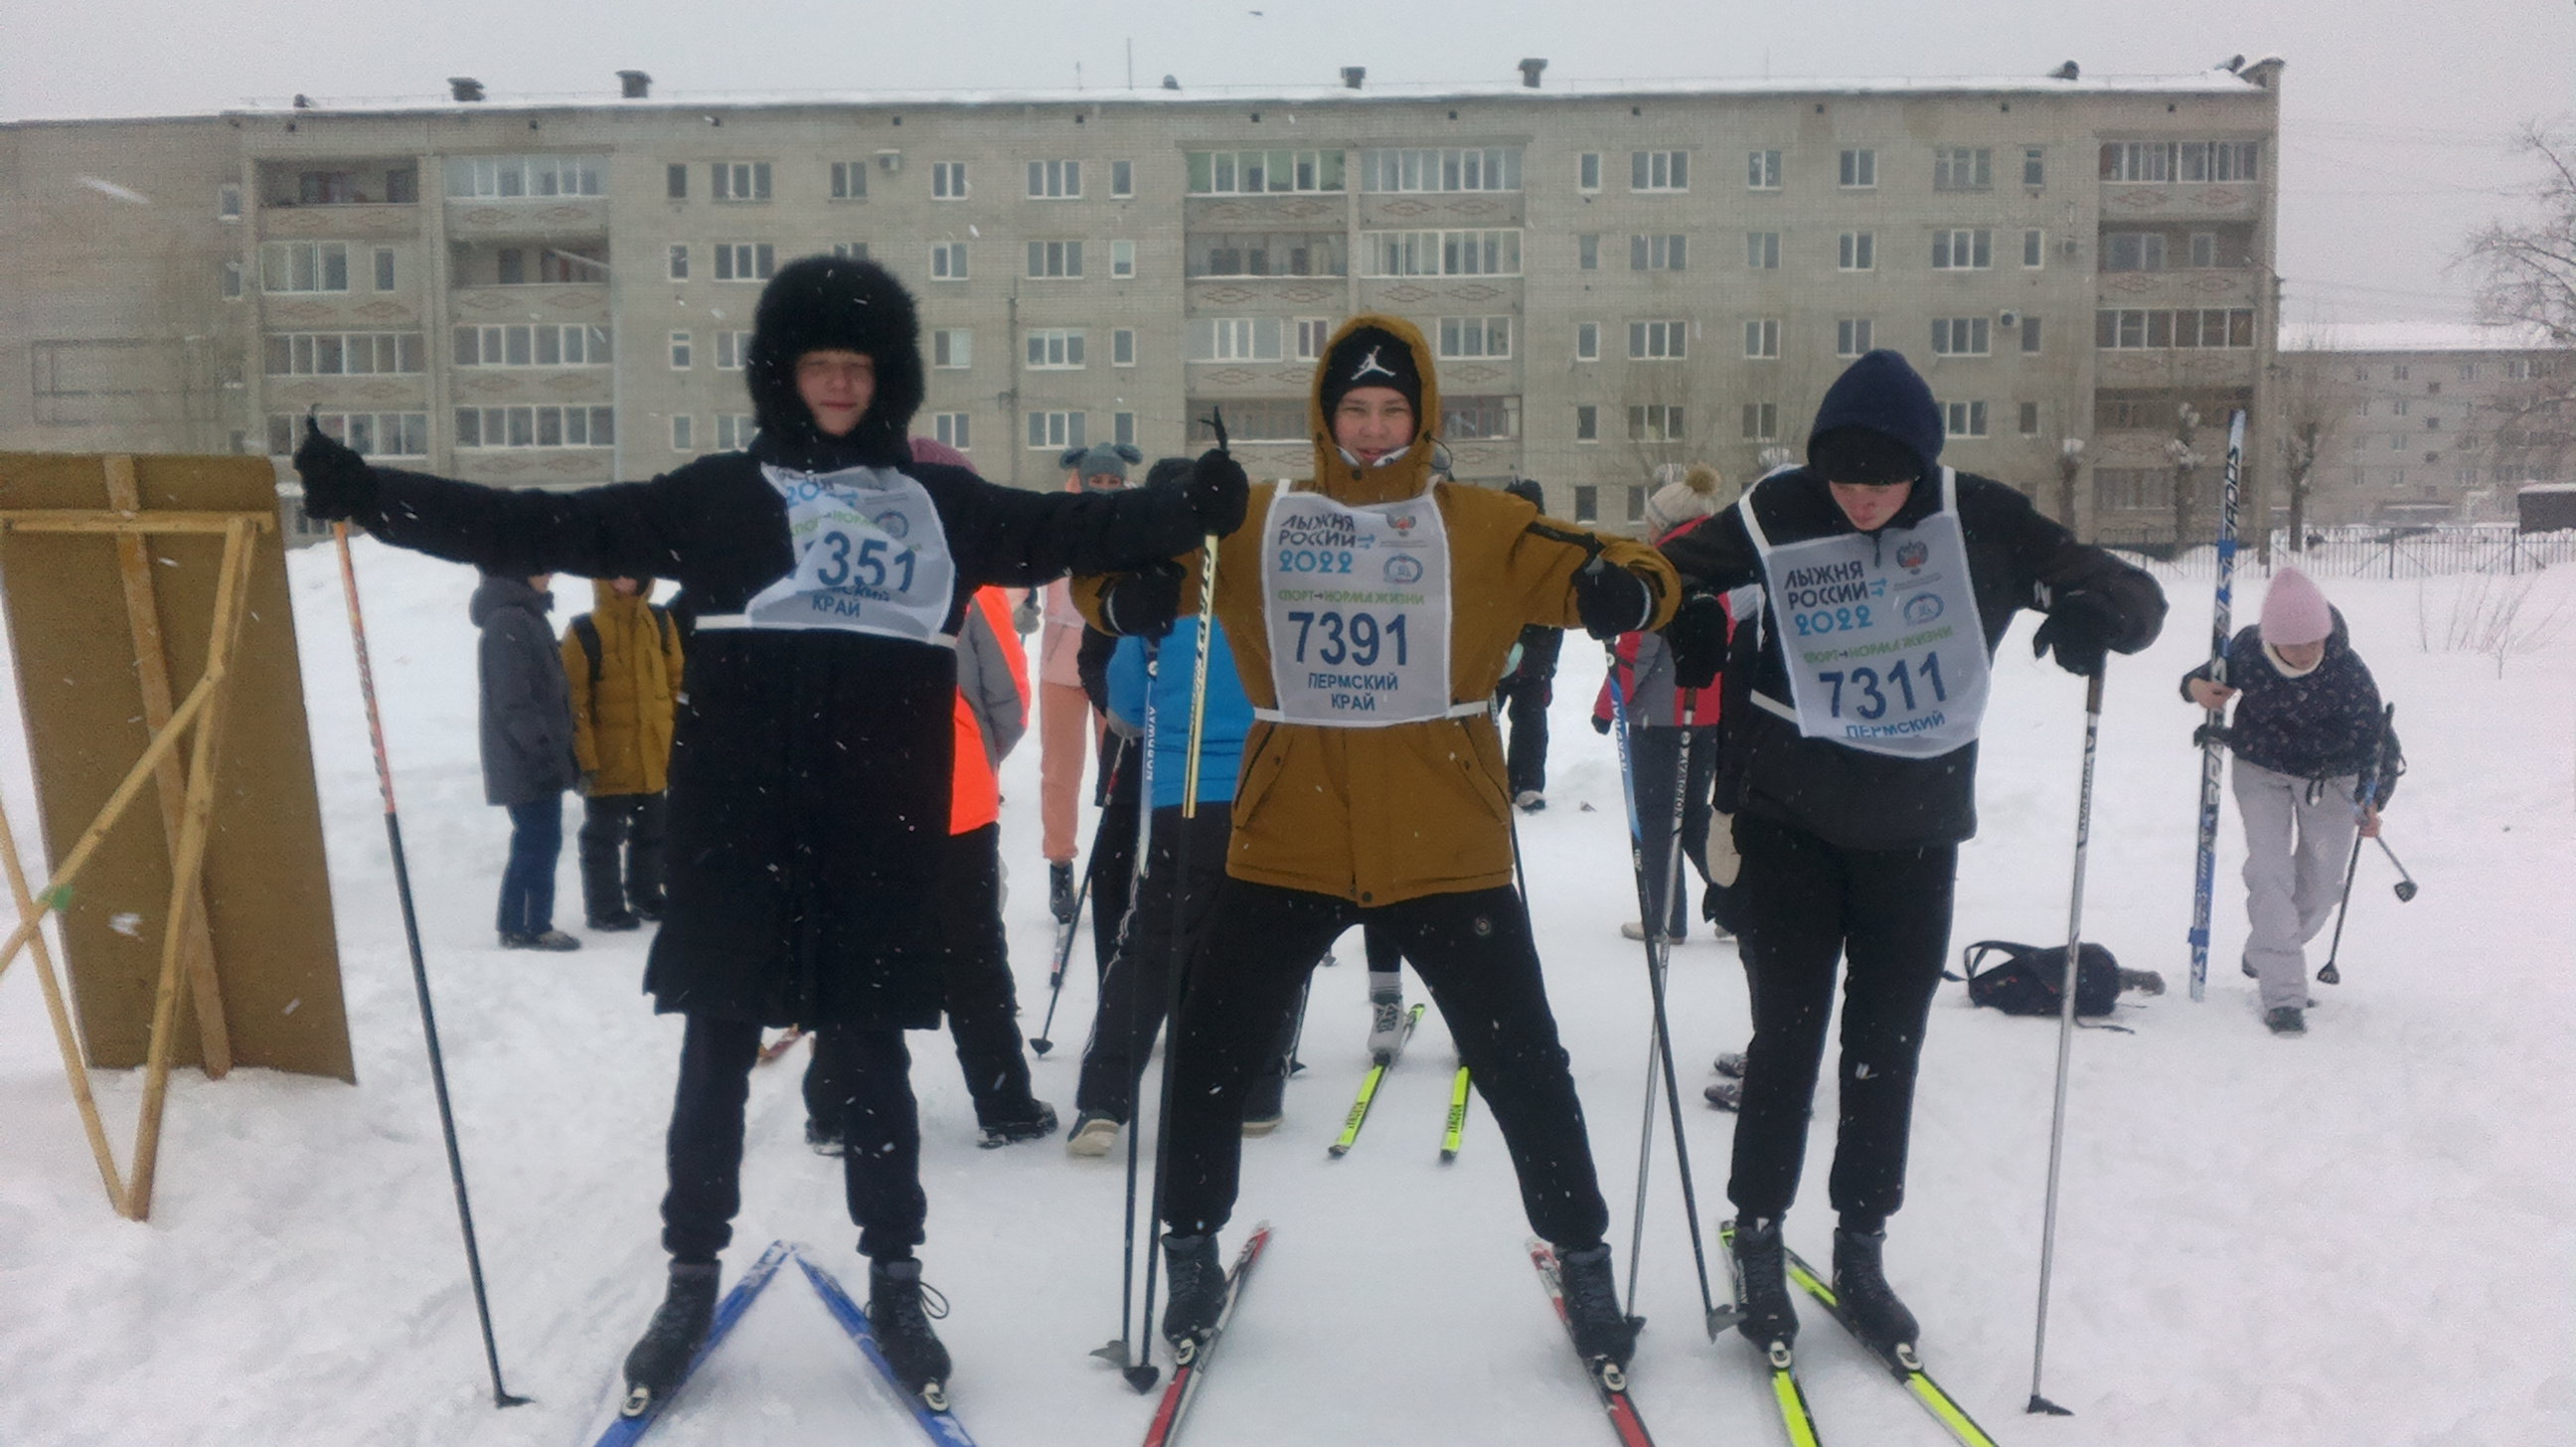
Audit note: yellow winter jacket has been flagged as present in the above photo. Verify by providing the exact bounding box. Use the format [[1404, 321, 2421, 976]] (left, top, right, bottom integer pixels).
[[562, 581, 684, 797], [1078, 314, 1676, 905]]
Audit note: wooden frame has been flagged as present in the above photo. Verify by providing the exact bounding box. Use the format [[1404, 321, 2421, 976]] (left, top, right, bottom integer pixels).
[[0, 465, 267, 1220]]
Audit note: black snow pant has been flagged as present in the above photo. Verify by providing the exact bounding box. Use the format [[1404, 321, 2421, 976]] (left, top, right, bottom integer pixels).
[[662, 1016, 925, 1264], [1160, 879, 1610, 1249], [1628, 724, 1718, 939], [1086, 733, 1143, 981], [1726, 814, 1956, 1232], [804, 824, 1042, 1131], [1077, 806, 1295, 1122], [578, 790, 667, 920], [1495, 674, 1552, 797]]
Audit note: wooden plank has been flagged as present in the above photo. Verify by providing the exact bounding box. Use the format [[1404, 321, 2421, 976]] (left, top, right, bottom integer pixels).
[[0, 788, 131, 1216], [0, 510, 275, 535]]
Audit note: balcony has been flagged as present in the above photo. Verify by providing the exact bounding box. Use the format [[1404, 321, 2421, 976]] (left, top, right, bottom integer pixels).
[[2097, 183, 2262, 223], [448, 284, 611, 324], [1357, 193, 1524, 229], [260, 203, 421, 241], [443, 198, 609, 240], [2095, 269, 2260, 309]]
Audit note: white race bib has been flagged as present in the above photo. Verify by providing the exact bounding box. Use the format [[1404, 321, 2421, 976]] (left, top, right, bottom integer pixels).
[[1257, 485, 1460, 726], [728, 464, 958, 644], [1743, 468, 1991, 757]]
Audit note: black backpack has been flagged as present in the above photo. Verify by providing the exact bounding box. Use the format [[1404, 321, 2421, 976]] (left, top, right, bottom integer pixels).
[[1950, 939, 2121, 1019], [570, 605, 676, 687]]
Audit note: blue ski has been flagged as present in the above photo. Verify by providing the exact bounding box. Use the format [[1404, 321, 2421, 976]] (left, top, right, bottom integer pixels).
[[795, 1247, 982, 1446], [593, 1239, 794, 1446]]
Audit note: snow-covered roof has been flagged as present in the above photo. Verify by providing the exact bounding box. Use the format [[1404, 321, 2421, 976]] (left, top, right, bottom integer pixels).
[[191, 70, 2264, 122], [2282, 322, 2563, 355]]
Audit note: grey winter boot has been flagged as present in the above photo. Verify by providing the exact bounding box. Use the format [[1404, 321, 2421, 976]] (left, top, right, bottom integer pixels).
[[1159, 1232, 1226, 1360], [1830, 1226, 1919, 1355], [1554, 1242, 1644, 1367], [1728, 1217, 1799, 1348], [620, 1259, 720, 1414], [867, 1256, 952, 1405]]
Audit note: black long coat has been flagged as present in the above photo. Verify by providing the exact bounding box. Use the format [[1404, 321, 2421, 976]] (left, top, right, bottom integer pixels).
[[359, 448, 1210, 1029], [468, 575, 580, 806]]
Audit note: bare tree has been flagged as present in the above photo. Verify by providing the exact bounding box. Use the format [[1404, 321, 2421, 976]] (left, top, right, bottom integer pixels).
[[2169, 402, 2205, 547], [2055, 437, 2085, 535], [2274, 362, 2356, 547], [2463, 122, 2576, 346]]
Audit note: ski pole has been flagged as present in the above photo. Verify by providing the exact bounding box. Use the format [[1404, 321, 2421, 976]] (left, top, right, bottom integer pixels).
[[1094, 643, 1163, 1382], [2028, 668, 2106, 1417], [2376, 837, 2417, 902], [1028, 845, 1098, 1054], [1602, 653, 1718, 1336], [2318, 704, 2397, 987], [332, 524, 530, 1410]]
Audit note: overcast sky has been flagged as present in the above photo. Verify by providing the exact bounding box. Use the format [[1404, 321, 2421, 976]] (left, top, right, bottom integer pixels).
[[5, 0, 2566, 327]]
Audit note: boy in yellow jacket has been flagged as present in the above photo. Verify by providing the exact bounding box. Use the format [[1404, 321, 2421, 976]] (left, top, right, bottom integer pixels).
[[563, 576, 683, 929]]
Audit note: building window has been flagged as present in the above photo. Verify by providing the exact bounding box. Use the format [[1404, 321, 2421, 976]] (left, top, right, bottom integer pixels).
[[1632, 150, 1690, 192], [2188, 233, 2220, 268], [668, 243, 690, 280], [1627, 405, 1685, 442], [2022, 148, 2046, 187], [2018, 401, 2042, 435], [666, 164, 688, 200], [929, 241, 969, 280], [1026, 329, 1086, 369], [267, 331, 429, 375], [1186, 400, 1306, 443], [1027, 240, 1083, 278], [1631, 234, 1689, 271], [260, 241, 350, 293], [716, 414, 757, 450], [1111, 160, 1134, 198], [1839, 149, 1875, 188], [2101, 140, 2259, 183], [1745, 149, 1782, 190], [2460, 362, 2482, 382], [219, 183, 242, 220], [1931, 317, 1991, 356], [1028, 159, 1082, 199], [1113, 411, 1137, 447], [2020, 317, 2043, 354], [1578, 234, 1600, 270], [829, 161, 869, 200], [1360, 147, 1524, 193], [271, 411, 428, 458], [1576, 322, 1600, 362], [1110, 240, 1136, 278], [1185, 149, 1347, 195], [832, 242, 871, 261], [1190, 317, 1285, 362], [1578, 152, 1602, 191], [1573, 485, 1599, 523], [1027, 410, 1086, 449], [931, 329, 972, 369], [1933, 146, 1993, 191], [2093, 308, 2256, 349], [2392, 365, 2410, 381], [1189, 232, 1347, 278], [669, 331, 692, 369], [454, 405, 616, 449], [1294, 319, 1331, 361], [2104, 233, 2168, 272], [1442, 396, 1520, 440], [1628, 486, 1647, 524], [1945, 401, 1988, 437], [1575, 404, 1598, 441], [1364, 230, 1522, 277], [2094, 468, 2159, 511], [931, 162, 969, 200], [2022, 230, 2044, 268], [932, 412, 971, 450], [1741, 402, 1779, 440], [1113, 328, 1137, 366], [1839, 232, 1875, 271], [1437, 316, 1513, 359], [1630, 320, 1687, 360], [671, 414, 695, 451], [714, 243, 775, 281], [1745, 232, 1779, 269], [1933, 230, 1993, 269], [709, 161, 771, 203], [712, 330, 751, 370], [1744, 318, 1781, 359], [1837, 318, 1873, 357], [222, 260, 242, 299], [443, 155, 604, 198]]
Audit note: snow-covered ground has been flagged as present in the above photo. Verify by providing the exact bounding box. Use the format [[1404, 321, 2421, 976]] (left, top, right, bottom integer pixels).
[[2, 540, 2570, 1447]]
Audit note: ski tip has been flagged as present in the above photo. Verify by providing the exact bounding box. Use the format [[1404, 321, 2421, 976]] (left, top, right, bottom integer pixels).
[[2027, 1393, 2075, 1416], [619, 1386, 654, 1418]]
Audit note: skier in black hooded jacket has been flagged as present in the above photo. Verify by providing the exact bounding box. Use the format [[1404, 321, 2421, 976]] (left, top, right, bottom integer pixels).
[[291, 255, 1244, 1409], [1657, 350, 2166, 1361]]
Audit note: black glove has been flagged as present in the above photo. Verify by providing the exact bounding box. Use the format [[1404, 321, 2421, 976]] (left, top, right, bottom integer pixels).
[[292, 416, 378, 523], [1663, 591, 1729, 690], [2030, 590, 2122, 677], [1100, 560, 1185, 639], [1571, 557, 1654, 640], [1591, 712, 1613, 736], [1183, 448, 1248, 537]]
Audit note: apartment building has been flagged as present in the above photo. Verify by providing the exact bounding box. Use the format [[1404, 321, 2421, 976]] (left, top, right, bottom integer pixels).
[[2278, 323, 2571, 529], [0, 61, 2283, 540]]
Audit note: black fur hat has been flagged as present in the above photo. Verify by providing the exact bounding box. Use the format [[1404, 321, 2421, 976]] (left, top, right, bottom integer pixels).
[[744, 254, 924, 464]]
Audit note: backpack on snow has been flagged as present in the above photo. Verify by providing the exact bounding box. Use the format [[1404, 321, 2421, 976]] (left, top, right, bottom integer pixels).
[[1948, 939, 2122, 1019]]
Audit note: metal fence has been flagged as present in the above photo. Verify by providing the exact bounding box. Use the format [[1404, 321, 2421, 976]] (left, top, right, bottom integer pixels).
[[2110, 527, 2576, 580]]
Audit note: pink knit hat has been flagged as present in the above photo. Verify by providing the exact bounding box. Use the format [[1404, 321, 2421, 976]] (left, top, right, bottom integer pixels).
[[2259, 567, 2333, 647]]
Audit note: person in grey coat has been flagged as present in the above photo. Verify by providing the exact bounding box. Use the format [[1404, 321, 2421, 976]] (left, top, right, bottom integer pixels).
[[473, 569, 583, 950]]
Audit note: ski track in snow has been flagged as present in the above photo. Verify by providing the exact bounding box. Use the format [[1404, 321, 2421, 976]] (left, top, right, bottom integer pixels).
[[1, 538, 2570, 1445]]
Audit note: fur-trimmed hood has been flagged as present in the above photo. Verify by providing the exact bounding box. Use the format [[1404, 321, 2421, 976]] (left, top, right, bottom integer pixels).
[[743, 255, 923, 470]]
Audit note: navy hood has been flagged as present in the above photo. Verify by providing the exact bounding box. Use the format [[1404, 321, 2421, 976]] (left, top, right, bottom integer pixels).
[[1807, 350, 1945, 481]]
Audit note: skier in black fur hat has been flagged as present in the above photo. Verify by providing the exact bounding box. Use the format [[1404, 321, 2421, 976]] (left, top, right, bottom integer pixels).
[[292, 254, 1245, 1410]]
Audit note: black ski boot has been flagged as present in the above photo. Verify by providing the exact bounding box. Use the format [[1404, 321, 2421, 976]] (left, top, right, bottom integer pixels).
[[977, 1099, 1059, 1149], [1048, 862, 1076, 923], [620, 1259, 720, 1415], [867, 1256, 952, 1407], [1553, 1241, 1644, 1367], [1159, 1232, 1226, 1360], [1729, 1217, 1799, 1348], [1831, 1226, 1919, 1356]]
